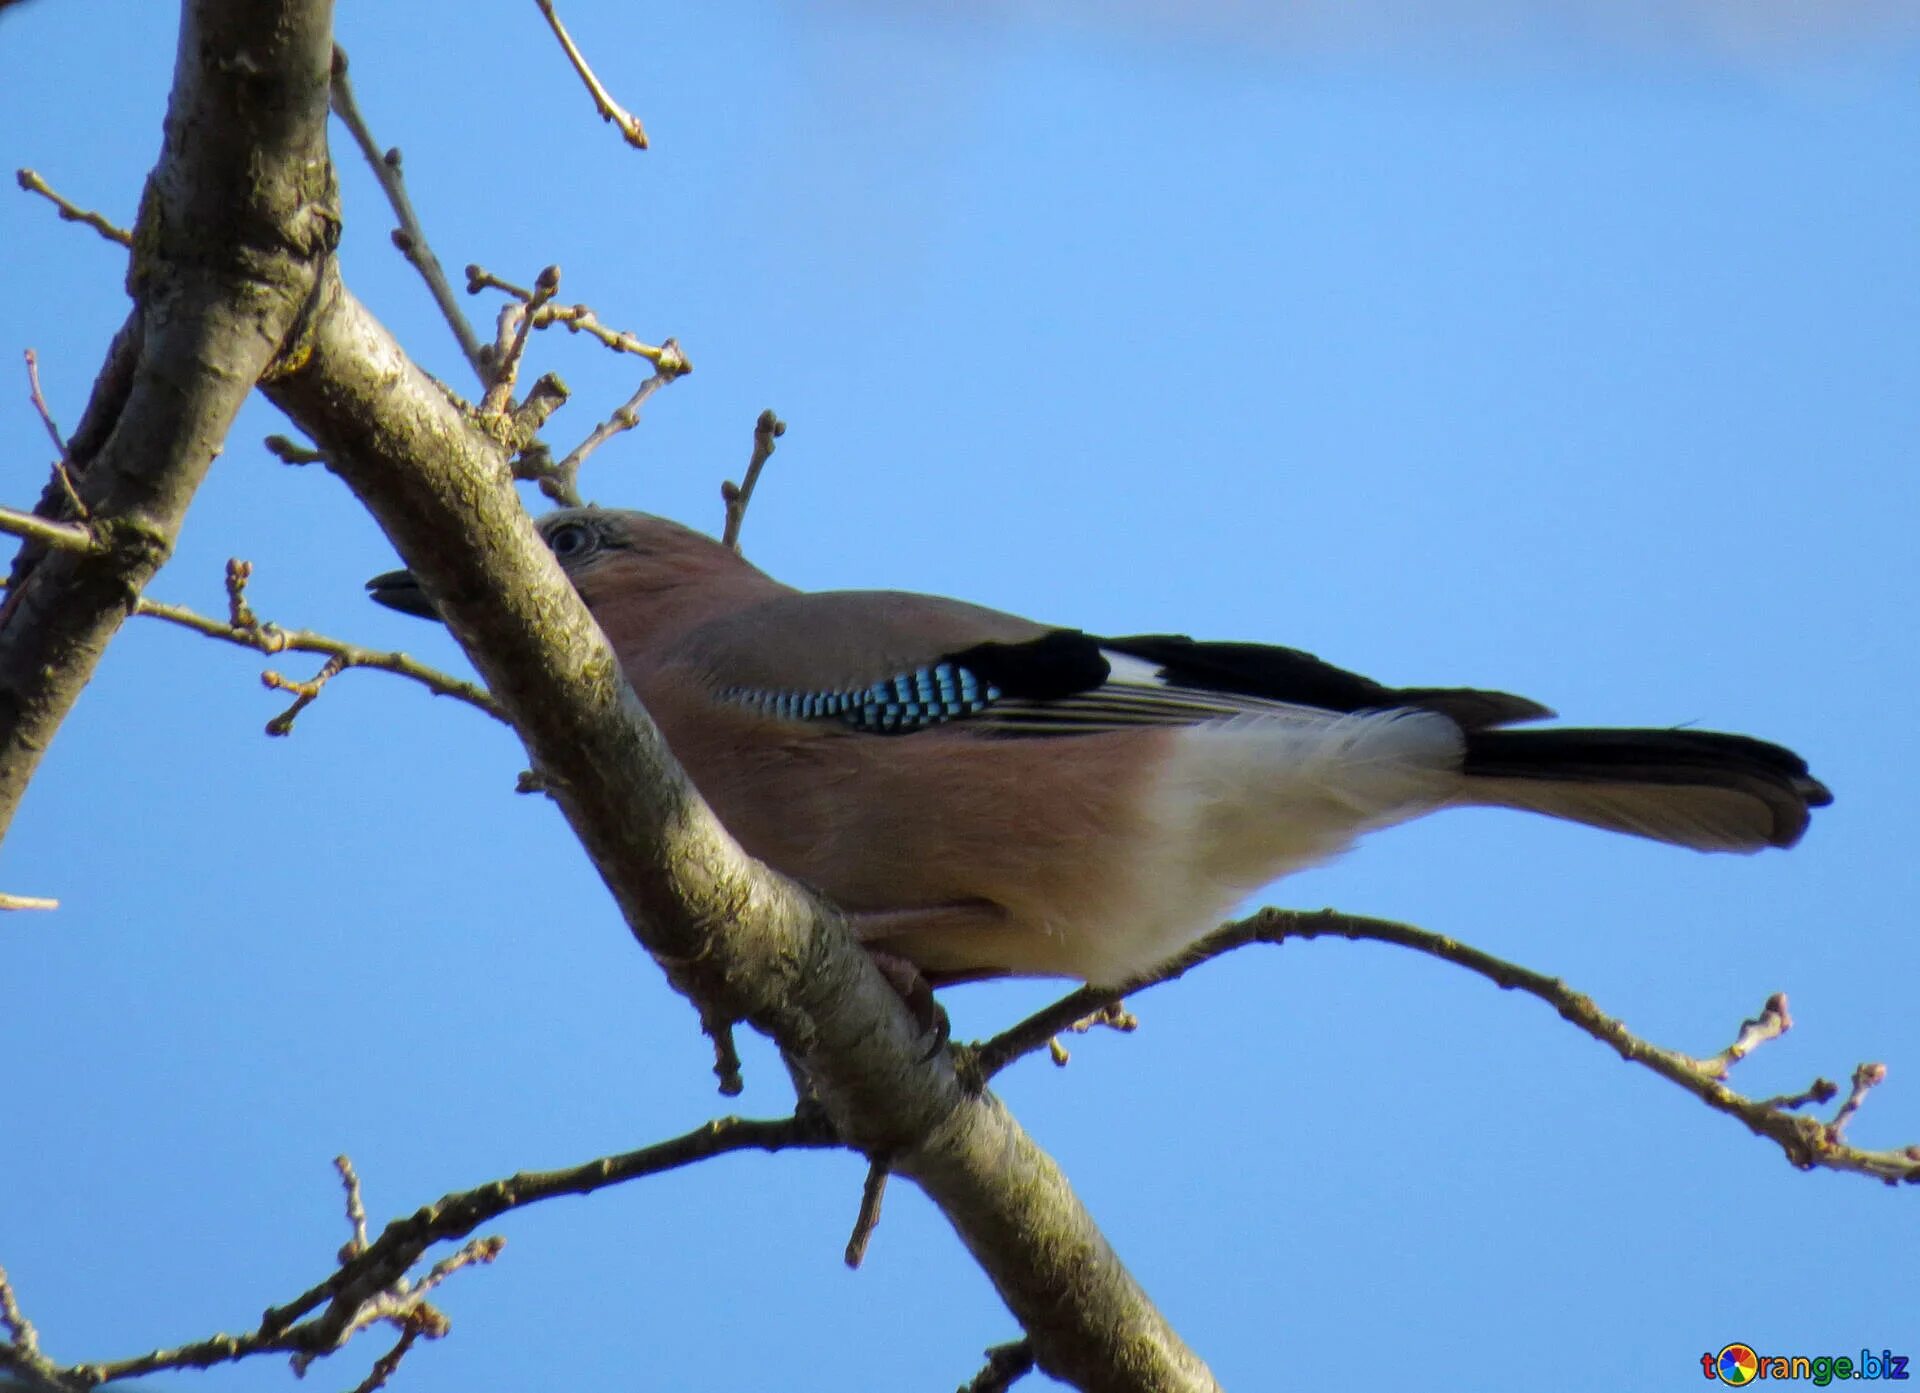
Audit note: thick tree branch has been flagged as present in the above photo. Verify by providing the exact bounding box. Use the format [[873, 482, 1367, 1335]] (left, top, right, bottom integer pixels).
[[0, 0, 338, 843], [261, 270, 1220, 1392]]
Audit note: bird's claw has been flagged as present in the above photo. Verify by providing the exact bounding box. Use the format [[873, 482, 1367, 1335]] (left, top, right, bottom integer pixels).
[[866, 948, 950, 1061]]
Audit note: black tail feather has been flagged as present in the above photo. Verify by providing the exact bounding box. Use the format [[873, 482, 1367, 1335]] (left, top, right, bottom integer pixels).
[[1462, 728, 1830, 851]]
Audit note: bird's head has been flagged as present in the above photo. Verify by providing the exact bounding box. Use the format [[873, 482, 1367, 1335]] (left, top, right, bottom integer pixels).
[[367, 508, 779, 643]]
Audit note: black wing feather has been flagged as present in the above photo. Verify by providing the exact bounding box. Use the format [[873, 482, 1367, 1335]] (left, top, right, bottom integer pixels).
[[947, 630, 1111, 700], [1099, 633, 1553, 730], [719, 628, 1551, 736]]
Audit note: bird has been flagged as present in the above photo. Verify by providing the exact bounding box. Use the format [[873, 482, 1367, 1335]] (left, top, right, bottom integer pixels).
[[368, 508, 1830, 990]]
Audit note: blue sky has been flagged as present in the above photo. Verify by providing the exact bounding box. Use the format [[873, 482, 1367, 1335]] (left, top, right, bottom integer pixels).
[[2, 3, 1916, 1390]]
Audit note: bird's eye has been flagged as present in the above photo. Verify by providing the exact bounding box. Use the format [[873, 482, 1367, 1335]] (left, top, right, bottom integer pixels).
[[548, 522, 596, 561]]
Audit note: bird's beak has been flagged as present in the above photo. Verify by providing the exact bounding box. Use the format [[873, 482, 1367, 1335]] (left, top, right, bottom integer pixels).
[[365, 568, 442, 620]]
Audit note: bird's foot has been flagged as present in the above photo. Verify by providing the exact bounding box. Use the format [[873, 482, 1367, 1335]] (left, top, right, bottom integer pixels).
[[865, 947, 950, 1061]]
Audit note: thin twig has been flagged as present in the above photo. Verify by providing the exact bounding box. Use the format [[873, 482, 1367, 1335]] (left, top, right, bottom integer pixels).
[[224, 557, 258, 628], [336, 1155, 370, 1260], [721, 409, 786, 551], [479, 266, 559, 417], [1689, 990, 1792, 1078], [264, 434, 329, 466], [15, 168, 131, 247], [8, 1115, 835, 1390], [345, 1322, 420, 1393], [0, 506, 98, 556], [540, 354, 680, 506], [24, 352, 88, 521], [0, 1263, 41, 1357], [538, 302, 685, 367], [328, 47, 487, 383], [261, 656, 347, 736], [412, 1236, 504, 1301], [0, 1262, 63, 1393], [260, 1114, 834, 1338], [1758, 1078, 1841, 1112], [23, 351, 66, 462], [703, 1012, 746, 1097], [533, 0, 650, 150], [844, 1159, 890, 1269], [971, 907, 1920, 1185], [960, 1339, 1036, 1393], [134, 589, 504, 730], [1827, 1063, 1888, 1144], [467, 266, 688, 370]]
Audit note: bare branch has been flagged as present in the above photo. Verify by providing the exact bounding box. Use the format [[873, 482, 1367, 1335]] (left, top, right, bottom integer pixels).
[[479, 266, 560, 418], [721, 408, 785, 551], [467, 265, 688, 370], [134, 578, 504, 732], [259, 1114, 835, 1340], [961, 1340, 1036, 1393], [533, 0, 649, 150], [0, 1263, 43, 1358], [13, 168, 131, 248], [336, 1155, 371, 1260], [0, 508, 98, 557], [263, 433, 329, 466], [1689, 990, 1792, 1079], [975, 908, 1920, 1186], [4, 1115, 834, 1390], [702, 1010, 746, 1096], [0, 892, 59, 911], [328, 46, 487, 383], [264, 276, 1223, 1391], [343, 1321, 421, 1393], [22, 352, 71, 469], [843, 1159, 889, 1269], [1828, 1062, 1889, 1145], [0, 0, 338, 843], [540, 356, 679, 506]]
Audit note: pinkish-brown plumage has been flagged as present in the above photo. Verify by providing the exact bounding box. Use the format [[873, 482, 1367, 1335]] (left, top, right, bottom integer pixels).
[[369, 508, 1831, 987]]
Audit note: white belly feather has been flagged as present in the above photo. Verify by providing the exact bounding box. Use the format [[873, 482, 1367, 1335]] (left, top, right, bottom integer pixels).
[[1071, 708, 1467, 986]]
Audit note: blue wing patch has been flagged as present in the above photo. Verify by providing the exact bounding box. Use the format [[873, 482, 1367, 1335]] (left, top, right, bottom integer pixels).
[[722, 660, 1003, 734]]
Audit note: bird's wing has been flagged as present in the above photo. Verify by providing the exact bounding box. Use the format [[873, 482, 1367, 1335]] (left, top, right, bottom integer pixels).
[[668, 592, 1552, 737]]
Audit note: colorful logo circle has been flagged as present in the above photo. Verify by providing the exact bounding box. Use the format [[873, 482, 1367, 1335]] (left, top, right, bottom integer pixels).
[[1717, 1344, 1760, 1386]]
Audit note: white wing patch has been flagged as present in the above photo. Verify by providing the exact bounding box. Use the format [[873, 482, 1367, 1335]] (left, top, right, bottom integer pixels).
[[979, 648, 1346, 733]]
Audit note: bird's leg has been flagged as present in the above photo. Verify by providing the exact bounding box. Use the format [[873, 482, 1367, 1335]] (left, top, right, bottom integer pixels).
[[862, 946, 950, 1058], [847, 901, 1010, 1058]]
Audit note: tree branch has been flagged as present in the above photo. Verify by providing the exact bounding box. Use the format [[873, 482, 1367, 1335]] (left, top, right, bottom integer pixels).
[[533, 0, 649, 150], [133, 578, 504, 732], [327, 46, 487, 383], [0, 1115, 836, 1391], [0, 508, 98, 557], [721, 408, 784, 551], [0, 0, 339, 844], [975, 908, 1920, 1186], [14, 169, 131, 248], [261, 269, 1221, 1391]]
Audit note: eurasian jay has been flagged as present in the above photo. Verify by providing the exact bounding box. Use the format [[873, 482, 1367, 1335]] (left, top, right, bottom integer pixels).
[[368, 509, 1830, 988]]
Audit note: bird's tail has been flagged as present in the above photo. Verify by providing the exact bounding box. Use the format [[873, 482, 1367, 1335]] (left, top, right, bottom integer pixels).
[[1458, 728, 1831, 851]]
